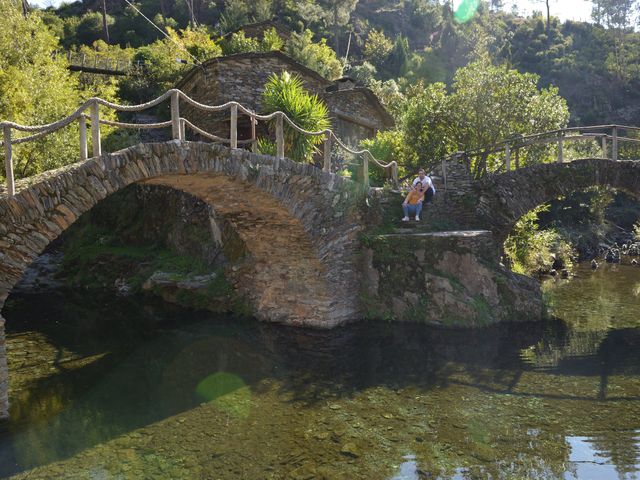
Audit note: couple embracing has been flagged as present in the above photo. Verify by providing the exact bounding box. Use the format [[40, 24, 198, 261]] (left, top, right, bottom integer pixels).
[[401, 168, 435, 222]]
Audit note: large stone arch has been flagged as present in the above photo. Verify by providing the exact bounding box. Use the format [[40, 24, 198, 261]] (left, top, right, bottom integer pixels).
[[476, 159, 640, 245], [0, 141, 364, 419]]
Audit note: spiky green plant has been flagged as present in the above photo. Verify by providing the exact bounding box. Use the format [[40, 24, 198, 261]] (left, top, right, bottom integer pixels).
[[262, 71, 331, 163]]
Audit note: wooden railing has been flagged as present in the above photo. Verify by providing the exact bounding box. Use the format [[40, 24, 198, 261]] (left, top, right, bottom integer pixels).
[[443, 124, 640, 178], [0, 89, 398, 196], [64, 51, 134, 75]]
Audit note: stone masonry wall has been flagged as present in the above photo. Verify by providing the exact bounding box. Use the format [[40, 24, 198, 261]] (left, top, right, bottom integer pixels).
[[362, 231, 543, 326], [177, 53, 391, 147], [179, 54, 330, 140], [322, 89, 388, 132]]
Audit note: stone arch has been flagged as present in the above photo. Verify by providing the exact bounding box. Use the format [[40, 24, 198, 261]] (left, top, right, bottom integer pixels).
[[476, 159, 640, 246], [0, 141, 364, 418]]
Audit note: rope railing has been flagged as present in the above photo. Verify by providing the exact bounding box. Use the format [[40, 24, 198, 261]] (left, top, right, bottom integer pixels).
[[0, 89, 398, 196], [442, 124, 640, 178]]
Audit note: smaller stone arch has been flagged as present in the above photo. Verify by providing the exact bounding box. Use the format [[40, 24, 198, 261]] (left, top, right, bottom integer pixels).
[[476, 159, 640, 246]]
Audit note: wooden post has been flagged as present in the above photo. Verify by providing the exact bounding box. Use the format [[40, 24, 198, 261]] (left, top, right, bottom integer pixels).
[[557, 137, 564, 163], [276, 113, 284, 159], [171, 91, 181, 141], [180, 118, 186, 141], [3, 126, 15, 196], [323, 132, 331, 173], [90, 101, 101, 157], [79, 114, 88, 161], [505, 143, 511, 171], [251, 111, 257, 154], [441, 158, 447, 192], [362, 154, 370, 188], [230, 104, 238, 149], [612, 126, 618, 161], [515, 148, 520, 169], [602, 136, 607, 159], [392, 162, 398, 187]]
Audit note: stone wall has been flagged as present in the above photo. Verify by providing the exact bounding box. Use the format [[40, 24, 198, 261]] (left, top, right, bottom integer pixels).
[[361, 231, 543, 326], [83, 183, 237, 267], [0, 316, 6, 419], [177, 53, 391, 145], [179, 53, 330, 140], [322, 89, 391, 145]]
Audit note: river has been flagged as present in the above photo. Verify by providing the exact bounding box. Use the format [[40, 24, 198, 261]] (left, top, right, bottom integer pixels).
[[0, 262, 639, 479]]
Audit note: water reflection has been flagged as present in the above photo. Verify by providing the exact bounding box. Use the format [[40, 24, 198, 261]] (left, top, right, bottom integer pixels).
[[0, 262, 638, 479]]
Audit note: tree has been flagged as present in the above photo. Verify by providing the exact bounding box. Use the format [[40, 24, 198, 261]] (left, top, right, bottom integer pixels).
[[363, 29, 393, 71], [0, 0, 115, 177], [284, 30, 343, 80], [364, 56, 570, 177], [447, 56, 569, 176], [537, 0, 553, 39], [590, 0, 635, 29], [261, 72, 331, 163], [317, 0, 358, 57]]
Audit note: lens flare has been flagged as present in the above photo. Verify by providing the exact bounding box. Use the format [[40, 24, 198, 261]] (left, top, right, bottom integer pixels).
[[196, 372, 251, 419], [454, 0, 480, 23]]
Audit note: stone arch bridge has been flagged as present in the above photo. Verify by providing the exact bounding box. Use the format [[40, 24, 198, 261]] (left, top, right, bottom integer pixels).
[[1, 148, 639, 420], [0, 141, 366, 418], [434, 158, 640, 245]]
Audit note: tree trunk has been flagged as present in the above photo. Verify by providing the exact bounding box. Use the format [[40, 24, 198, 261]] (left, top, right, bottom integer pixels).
[[102, 0, 110, 43], [21, 0, 28, 17], [333, 2, 340, 57], [545, 0, 550, 39]]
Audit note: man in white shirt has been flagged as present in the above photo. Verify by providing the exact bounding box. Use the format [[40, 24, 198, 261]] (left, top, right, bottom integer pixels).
[[412, 169, 435, 204]]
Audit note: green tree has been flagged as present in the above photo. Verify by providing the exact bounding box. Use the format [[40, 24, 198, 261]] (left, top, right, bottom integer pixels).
[[76, 10, 114, 45], [317, 0, 358, 57], [120, 26, 220, 101], [447, 56, 569, 176], [0, 0, 82, 178], [363, 29, 393, 71], [221, 30, 261, 55], [261, 71, 330, 162], [284, 30, 343, 79]]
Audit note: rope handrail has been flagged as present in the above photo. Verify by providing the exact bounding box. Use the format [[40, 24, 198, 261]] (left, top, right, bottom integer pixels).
[[441, 123, 640, 180], [98, 118, 173, 129], [329, 131, 398, 170], [181, 118, 253, 145], [451, 124, 640, 160], [0, 88, 397, 195]]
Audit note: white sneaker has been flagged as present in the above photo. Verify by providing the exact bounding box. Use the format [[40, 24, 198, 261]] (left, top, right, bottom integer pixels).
[[402, 216, 410, 221], [415, 215, 420, 221]]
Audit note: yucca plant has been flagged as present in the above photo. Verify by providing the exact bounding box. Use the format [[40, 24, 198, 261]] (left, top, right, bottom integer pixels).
[[262, 71, 331, 163]]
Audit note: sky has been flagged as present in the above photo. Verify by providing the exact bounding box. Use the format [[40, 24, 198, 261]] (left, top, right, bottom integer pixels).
[[30, 0, 595, 23]]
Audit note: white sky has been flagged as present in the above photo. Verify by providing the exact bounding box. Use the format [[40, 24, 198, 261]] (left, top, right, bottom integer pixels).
[[30, 0, 595, 23]]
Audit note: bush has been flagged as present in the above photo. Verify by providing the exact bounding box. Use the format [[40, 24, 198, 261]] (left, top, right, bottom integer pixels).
[[284, 30, 343, 80], [504, 206, 575, 276], [261, 72, 331, 163]]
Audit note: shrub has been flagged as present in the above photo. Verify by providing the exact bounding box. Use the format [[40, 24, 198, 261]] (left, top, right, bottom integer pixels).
[[261, 72, 331, 163]]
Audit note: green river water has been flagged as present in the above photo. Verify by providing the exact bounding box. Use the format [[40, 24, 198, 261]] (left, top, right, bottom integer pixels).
[[0, 262, 639, 479]]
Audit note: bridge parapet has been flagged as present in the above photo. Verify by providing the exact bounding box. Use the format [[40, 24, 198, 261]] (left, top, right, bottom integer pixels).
[[441, 124, 640, 179], [0, 89, 398, 197]]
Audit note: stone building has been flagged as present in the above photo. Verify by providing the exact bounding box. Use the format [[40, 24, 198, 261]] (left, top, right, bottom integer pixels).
[[175, 51, 393, 148]]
